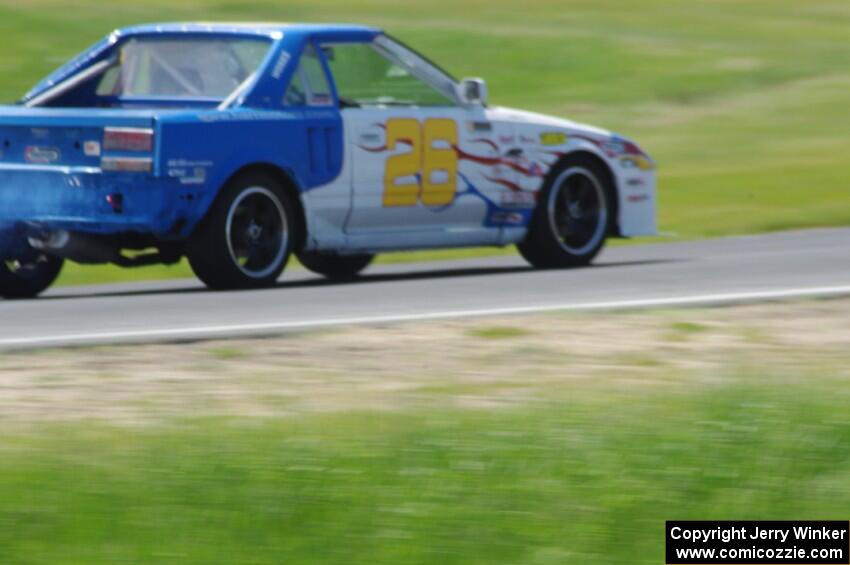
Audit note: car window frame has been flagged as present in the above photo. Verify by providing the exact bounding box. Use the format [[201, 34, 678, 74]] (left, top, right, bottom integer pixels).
[[102, 35, 273, 101], [283, 42, 336, 108], [317, 37, 461, 109]]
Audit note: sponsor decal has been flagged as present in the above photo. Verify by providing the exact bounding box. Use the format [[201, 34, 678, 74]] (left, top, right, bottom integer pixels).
[[166, 159, 214, 168], [627, 194, 649, 203], [198, 110, 299, 123], [358, 132, 382, 144], [167, 167, 208, 185], [466, 121, 492, 133], [270, 52, 291, 79], [83, 140, 101, 157], [519, 134, 536, 144], [498, 135, 515, 144], [25, 146, 60, 164], [166, 159, 213, 185], [500, 190, 537, 209], [488, 211, 525, 225], [539, 132, 567, 146]]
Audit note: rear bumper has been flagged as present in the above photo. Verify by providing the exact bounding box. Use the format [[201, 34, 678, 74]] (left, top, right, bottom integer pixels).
[[0, 165, 199, 236]]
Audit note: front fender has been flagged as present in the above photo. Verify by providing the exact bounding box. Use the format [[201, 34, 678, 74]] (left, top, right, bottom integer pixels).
[[490, 106, 656, 238]]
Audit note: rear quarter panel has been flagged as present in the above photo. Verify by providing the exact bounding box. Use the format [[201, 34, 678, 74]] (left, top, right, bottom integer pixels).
[[156, 108, 344, 234]]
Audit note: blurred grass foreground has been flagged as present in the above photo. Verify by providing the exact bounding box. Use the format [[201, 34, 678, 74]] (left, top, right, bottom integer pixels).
[[1, 300, 849, 563], [0, 0, 846, 285], [2, 381, 848, 564]]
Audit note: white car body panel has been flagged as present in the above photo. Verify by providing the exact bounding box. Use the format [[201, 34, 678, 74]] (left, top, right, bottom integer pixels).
[[301, 103, 656, 253], [299, 35, 655, 255]]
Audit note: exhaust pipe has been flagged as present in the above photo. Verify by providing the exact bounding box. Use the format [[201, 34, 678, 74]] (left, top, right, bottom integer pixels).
[[28, 229, 119, 264]]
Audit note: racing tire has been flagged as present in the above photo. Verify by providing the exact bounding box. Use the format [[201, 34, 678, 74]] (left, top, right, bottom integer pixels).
[[297, 252, 375, 280], [187, 172, 295, 290], [0, 254, 64, 299], [517, 155, 613, 269]]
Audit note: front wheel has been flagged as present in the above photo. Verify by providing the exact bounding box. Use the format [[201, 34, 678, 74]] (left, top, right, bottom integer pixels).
[[297, 252, 374, 280], [0, 254, 64, 299], [517, 155, 612, 269], [187, 172, 295, 290]]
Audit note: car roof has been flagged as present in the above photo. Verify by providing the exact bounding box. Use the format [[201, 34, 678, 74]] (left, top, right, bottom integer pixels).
[[19, 22, 385, 105], [116, 22, 382, 41]]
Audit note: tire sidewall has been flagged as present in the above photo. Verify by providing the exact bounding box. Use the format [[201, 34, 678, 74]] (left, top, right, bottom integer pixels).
[[545, 165, 609, 257], [190, 172, 295, 289], [0, 255, 64, 299], [520, 155, 613, 268]]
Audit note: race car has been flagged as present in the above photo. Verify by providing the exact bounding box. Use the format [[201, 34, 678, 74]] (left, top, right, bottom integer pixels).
[[0, 23, 656, 298]]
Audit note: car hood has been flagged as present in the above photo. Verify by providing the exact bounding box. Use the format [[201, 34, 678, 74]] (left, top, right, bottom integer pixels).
[[488, 105, 613, 139]]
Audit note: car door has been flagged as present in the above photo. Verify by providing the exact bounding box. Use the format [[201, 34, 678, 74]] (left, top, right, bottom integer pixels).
[[279, 42, 350, 250], [320, 39, 508, 246]]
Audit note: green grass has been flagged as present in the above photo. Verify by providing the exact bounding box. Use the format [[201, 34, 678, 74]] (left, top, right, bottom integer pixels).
[[206, 346, 249, 360], [666, 320, 710, 341], [467, 325, 532, 339], [1, 0, 848, 287], [1, 377, 849, 564]]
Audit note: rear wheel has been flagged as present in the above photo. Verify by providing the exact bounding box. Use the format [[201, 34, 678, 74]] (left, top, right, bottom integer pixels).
[[517, 155, 612, 268], [187, 172, 295, 290], [0, 254, 64, 299], [297, 251, 374, 280]]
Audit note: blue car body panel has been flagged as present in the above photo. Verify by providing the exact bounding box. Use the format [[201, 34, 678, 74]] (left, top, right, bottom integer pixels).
[[1, 23, 375, 255]]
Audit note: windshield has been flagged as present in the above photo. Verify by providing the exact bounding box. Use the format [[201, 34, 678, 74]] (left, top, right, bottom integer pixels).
[[97, 36, 271, 99], [372, 35, 459, 104]]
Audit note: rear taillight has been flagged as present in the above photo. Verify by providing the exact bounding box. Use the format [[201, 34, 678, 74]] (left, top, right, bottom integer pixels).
[[103, 127, 153, 152], [101, 127, 154, 174], [101, 156, 152, 173]]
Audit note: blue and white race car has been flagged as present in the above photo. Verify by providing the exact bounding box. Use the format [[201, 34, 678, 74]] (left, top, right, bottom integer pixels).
[[0, 23, 656, 298]]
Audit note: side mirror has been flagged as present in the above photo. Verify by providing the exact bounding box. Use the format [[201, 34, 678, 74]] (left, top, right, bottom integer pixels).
[[460, 77, 488, 107]]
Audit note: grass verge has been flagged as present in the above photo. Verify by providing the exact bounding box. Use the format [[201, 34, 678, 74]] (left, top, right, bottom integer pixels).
[[1, 299, 849, 562], [1, 381, 848, 564]]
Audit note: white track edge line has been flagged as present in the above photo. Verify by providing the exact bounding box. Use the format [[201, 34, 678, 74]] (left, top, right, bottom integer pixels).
[[3, 284, 850, 348]]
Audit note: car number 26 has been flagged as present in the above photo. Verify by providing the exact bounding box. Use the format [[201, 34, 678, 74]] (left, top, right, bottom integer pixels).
[[383, 118, 458, 208]]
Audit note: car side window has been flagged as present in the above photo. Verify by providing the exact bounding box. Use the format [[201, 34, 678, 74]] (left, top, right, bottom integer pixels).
[[322, 43, 455, 108], [283, 44, 333, 107]]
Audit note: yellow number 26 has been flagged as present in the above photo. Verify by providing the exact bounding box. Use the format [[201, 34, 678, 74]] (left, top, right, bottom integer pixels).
[[383, 118, 458, 208]]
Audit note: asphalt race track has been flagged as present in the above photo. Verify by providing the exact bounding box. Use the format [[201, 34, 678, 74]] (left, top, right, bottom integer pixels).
[[1, 228, 848, 349]]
